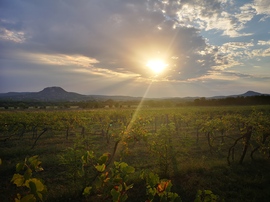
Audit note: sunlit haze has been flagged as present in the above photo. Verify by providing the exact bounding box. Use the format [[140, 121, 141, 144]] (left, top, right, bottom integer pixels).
[[0, 0, 270, 98]]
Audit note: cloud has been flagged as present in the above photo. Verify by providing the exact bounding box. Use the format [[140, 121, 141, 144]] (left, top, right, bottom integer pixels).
[[237, 3, 257, 23], [0, 27, 26, 43], [0, 0, 221, 82], [190, 69, 270, 83], [0, 0, 270, 96], [20, 53, 99, 68], [154, 0, 255, 37], [253, 0, 270, 15], [251, 48, 270, 57], [258, 40, 270, 45], [74, 66, 141, 79], [220, 42, 254, 52]]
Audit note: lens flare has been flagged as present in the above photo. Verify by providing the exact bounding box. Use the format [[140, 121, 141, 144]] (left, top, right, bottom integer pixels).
[[146, 59, 168, 74]]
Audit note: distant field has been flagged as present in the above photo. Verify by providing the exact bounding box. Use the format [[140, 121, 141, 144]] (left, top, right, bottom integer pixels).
[[1, 106, 270, 201]]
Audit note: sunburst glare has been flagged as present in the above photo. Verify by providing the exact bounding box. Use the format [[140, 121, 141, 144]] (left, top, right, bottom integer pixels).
[[146, 59, 168, 74]]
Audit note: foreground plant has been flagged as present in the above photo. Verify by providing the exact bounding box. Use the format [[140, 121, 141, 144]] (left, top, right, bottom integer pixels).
[[194, 190, 220, 202], [11, 155, 47, 202], [141, 171, 181, 202], [150, 123, 176, 175], [82, 151, 135, 202]]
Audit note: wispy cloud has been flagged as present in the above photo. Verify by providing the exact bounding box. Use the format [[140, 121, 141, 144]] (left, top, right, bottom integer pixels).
[[29, 53, 99, 67], [258, 40, 270, 45], [0, 27, 26, 43]]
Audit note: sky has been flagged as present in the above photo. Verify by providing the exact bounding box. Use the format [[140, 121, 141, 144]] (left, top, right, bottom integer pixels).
[[0, 0, 270, 98]]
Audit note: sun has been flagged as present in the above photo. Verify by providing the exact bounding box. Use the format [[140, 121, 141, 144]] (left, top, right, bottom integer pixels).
[[146, 59, 168, 74]]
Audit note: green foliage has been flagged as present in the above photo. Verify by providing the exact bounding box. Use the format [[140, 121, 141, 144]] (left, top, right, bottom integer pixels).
[[58, 133, 94, 183], [10, 154, 221, 202], [150, 123, 175, 175], [194, 190, 221, 202], [58, 146, 85, 182], [11, 156, 46, 202], [141, 171, 181, 202], [82, 151, 135, 202], [3, 106, 270, 201]]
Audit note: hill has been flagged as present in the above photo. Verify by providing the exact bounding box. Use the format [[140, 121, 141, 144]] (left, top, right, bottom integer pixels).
[[0, 87, 269, 102], [0, 87, 87, 102], [0, 87, 142, 102], [210, 90, 269, 99]]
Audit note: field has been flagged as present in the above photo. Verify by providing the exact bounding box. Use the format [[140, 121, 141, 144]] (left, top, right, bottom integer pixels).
[[1, 106, 270, 202]]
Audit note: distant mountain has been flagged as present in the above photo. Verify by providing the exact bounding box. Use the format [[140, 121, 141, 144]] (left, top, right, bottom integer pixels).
[[210, 91, 269, 99], [0, 87, 269, 102], [0, 87, 142, 102], [0, 87, 87, 102], [32, 87, 88, 101], [239, 91, 263, 97]]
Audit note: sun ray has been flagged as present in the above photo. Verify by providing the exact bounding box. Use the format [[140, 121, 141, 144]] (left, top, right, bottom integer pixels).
[[125, 81, 152, 131], [115, 81, 153, 157]]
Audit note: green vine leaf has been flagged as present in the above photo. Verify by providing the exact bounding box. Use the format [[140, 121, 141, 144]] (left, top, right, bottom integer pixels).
[[16, 162, 24, 172], [124, 182, 134, 191], [11, 174, 25, 187], [95, 164, 106, 172], [98, 153, 109, 165], [28, 180, 37, 194], [111, 188, 120, 202], [24, 168, 32, 180], [27, 178, 45, 192], [83, 186, 92, 196], [122, 165, 135, 174]]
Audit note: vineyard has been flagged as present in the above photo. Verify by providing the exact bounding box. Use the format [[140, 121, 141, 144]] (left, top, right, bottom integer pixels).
[[1, 106, 270, 201]]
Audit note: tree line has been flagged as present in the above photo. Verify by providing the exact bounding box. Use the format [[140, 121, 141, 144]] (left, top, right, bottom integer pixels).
[[191, 95, 270, 106], [0, 95, 269, 109]]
